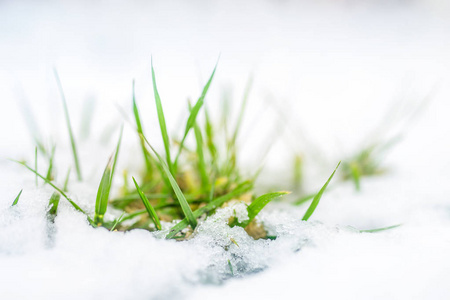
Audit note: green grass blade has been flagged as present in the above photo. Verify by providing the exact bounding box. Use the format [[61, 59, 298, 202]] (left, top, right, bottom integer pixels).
[[166, 181, 253, 239], [12, 160, 90, 221], [45, 145, 56, 181], [204, 107, 217, 162], [94, 158, 112, 224], [302, 162, 341, 221], [141, 134, 197, 229], [174, 62, 218, 167], [132, 177, 162, 230], [11, 189, 23, 206], [63, 167, 71, 192], [237, 191, 289, 228], [132, 80, 153, 174], [151, 60, 174, 175], [194, 123, 209, 192], [94, 127, 123, 225], [48, 192, 60, 216], [53, 69, 82, 181], [360, 224, 401, 233]]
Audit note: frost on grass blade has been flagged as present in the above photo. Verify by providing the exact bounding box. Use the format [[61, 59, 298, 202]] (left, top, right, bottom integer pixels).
[[141, 134, 198, 229], [302, 162, 341, 221], [11, 189, 23, 206], [132, 177, 162, 230]]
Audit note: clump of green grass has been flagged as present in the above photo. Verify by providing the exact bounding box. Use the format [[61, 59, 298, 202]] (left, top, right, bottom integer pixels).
[[15, 61, 398, 241]]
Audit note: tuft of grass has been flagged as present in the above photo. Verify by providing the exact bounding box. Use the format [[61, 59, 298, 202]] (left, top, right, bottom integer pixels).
[[14, 61, 400, 245], [94, 127, 123, 225], [53, 69, 82, 181], [11, 189, 23, 206], [132, 177, 162, 230], [302, 161, 341, 221]]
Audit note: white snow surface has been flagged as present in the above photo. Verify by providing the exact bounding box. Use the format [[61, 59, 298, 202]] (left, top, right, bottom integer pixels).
[[1, 1, 450, 299]]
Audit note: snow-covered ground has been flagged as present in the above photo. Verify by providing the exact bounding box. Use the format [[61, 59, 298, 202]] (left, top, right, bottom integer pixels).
[[1, 1, 450, 299]]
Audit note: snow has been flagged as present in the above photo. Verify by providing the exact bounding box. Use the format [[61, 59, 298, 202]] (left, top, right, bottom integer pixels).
[[2, 0, 450, 299]]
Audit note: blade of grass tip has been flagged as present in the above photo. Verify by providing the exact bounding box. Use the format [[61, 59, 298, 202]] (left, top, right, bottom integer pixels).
[[174, 61, 218, 168], [34, 147, 38, 187], [166, 180, 253, 239], [360, 224, 402, 233], [53, 68, 82, 181], [11, 160, 91, 220], [151, 59, 174, 175], [94, 126, 123, 225], [132, 80, 153, 174], [141, 134, 197, 229], [110, 212, 125, 231], [302, 162, 341, 221], [236, 191, 289, 228], [194, 123, 209, 193], [11, 189, 23, 206], [132, 177, 162, 230]]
